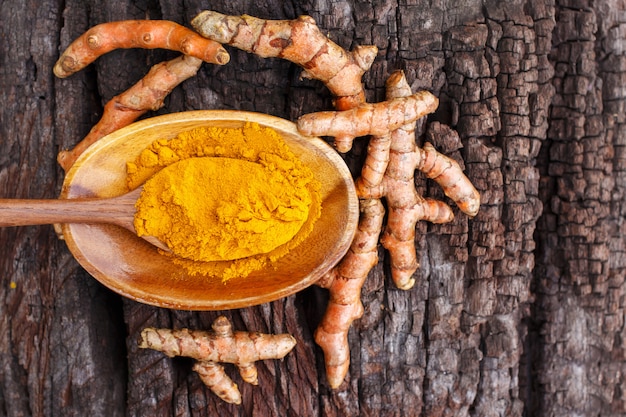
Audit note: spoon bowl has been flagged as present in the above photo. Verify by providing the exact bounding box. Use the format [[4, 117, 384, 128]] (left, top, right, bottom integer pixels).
[[61, 110, 359, 310]]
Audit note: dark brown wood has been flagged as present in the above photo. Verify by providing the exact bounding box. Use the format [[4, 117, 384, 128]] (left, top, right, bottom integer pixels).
[[1, 0, 625, 416]]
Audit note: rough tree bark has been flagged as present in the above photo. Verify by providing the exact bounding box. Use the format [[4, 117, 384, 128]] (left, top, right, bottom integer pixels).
[[0, 0, 625, 416]]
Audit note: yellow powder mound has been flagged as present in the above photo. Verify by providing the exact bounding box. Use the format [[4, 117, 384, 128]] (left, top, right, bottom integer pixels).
[[134, 156, 311, 262], [127, 122, 321, 282]]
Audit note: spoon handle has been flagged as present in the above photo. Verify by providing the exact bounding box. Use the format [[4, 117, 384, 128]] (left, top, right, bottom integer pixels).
[[0, 194, 135, 228]]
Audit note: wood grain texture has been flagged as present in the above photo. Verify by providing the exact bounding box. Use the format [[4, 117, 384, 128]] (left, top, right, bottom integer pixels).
[[0, 0, 625, 416]]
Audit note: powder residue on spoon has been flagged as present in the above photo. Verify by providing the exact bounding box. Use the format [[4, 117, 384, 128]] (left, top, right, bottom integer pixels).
[[127, 122, 321, 282]]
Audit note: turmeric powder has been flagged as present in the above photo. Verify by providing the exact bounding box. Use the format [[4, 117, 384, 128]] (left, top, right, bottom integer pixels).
[[128, 122, 321, 281]]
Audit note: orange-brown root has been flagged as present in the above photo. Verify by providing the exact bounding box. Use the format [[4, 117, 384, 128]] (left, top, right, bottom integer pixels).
[[192, 11, 375, 105], [418, 142, 481, 216], [57, 55, 202, 171], [381, 197, 454, 289], [314, 198, 384, 388], [193, 361, 242, 405], [370, 72, 421, 289], [139, 316, 296, 403], [313, 70, 480, 389], [378, 232, 418, 290], [192, 10, 377, 151], [355, 134, 391, 199], [139, 317, 296, 364], [54, 20, 229, 78], [296, 91, 439, 141], [237, 363, 259, 385]]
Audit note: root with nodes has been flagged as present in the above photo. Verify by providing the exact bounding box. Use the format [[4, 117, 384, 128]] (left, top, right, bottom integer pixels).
[[139, 316, 296, 404]]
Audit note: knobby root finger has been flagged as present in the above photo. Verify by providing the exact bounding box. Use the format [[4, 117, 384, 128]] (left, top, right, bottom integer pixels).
[[54, 20, 229, 78]]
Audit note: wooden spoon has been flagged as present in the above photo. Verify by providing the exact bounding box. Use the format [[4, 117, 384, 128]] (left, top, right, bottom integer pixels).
[[0, 187, 170, 251]]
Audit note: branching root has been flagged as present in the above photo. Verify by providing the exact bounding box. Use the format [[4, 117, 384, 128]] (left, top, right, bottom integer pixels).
[[139, 316, 296, 404]]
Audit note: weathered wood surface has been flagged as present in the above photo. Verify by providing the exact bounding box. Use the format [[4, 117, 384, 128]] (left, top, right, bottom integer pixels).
[[1, 0, 625, 416]]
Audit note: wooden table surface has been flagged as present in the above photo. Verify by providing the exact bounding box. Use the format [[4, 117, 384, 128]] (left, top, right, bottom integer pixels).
[[1, 1, 625, 416]]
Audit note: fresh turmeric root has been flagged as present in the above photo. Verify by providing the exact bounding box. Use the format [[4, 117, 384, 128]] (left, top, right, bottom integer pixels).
[[54, 19, 233, 171], [57, 55, 203, 171], [362, 71, 479, 289], [54, 20, 231, 171], [54, 20, 229, 78], [312, 70, 480, 387], [193, 361, 242, 405], [314, 198, 385, 388], [297, 90, 439, 139], [192, 11, 377, 152], [139, 316, 296, 405]]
